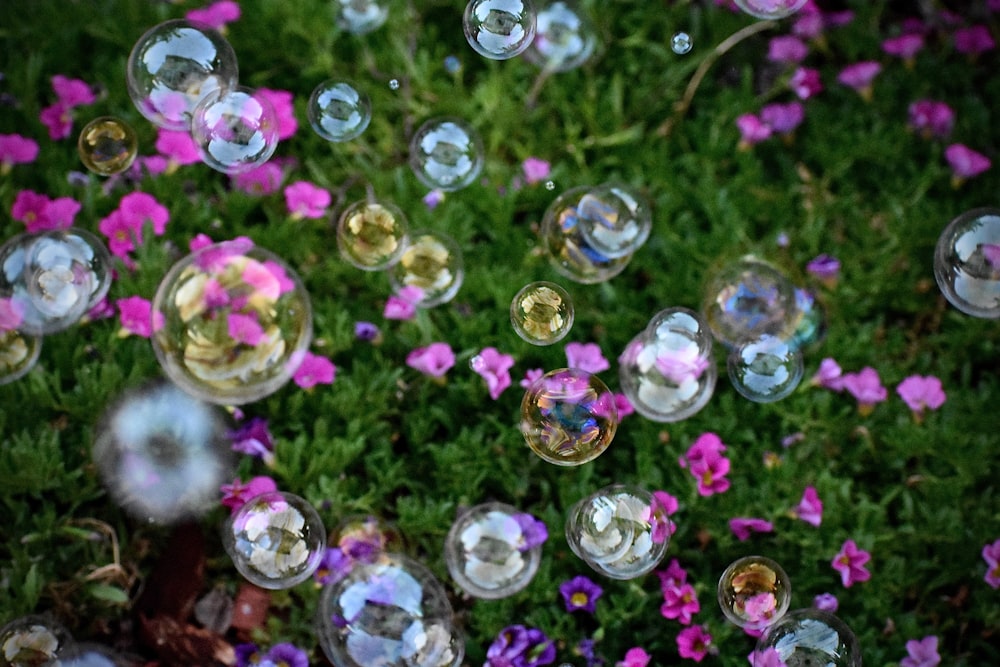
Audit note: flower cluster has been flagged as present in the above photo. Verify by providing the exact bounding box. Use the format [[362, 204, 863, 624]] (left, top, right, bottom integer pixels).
[[98, 191, 170, 265], [484, 625, 555, 667], [11, 190, 81, 233], [39, 74, 95, 140], [235, 642, 308, 667]]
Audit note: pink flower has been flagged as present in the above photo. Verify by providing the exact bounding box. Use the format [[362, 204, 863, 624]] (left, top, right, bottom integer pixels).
[[471, 347, 516, 400], [831, 539, 871, 587], [120, 191, 170, 236], [256, 88, 298, 140], [155, 129, 201, 168], [384, 286, 424, 320], [767, 36, 809, 64], [900, 635, 941, 667], [810, 357, 844, 390], [908, 100, 954, 140], [792, 11, 824, 39], [813, 592, 838, 612], [190, 233, 215, 253], [613, 392, 635, 418], [51, 75, 95, 107], [565, 341, 610, 373], [837, 61, 882, 100], [736, 113, 772, 149], [221, 475, 278, 514], [982, 538, 1000, 588], [0, 297, 25, 331], [617, 647, 651, 667], [406, 342, 456, 377], [227, 312, 266, 346], [689, 450, 731, 497], [522, 157, 551, 184], [232, 162, 285, 195], [676, 625, 712, 662], [423, 189, 445, 209], [660, 582, 700, 625], [657, 558, 689, 591], [841, 366, 887, 415], [945, 144, 991, 183], [44, 197, 82, 231], [760, 102, 804, 135], [789, 67, 823, 100], [680, 431, 727, 467], [186, 0, 242, 31], [792, 486, 823, 526], [652, 490, 679, 538], [0, 134, 39, 172], [824, 10, 855, 27], [99, 210, 137, 259], [729, 517, 774, 541], [520, 367, 545, 389], [12, 191, 51, 231], [896, 375, 946, 421], [39, 103, 73, 140], [292, 351, 337, 389], [116, 296, 164, 338], [954, 25, 995, 55], [284, 180, 331, 219], [882, 33, 925, 63], [748, 647, 788, 667]]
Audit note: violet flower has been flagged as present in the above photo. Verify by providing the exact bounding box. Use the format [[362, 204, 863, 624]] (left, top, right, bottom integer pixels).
[[559, 575, 603, 613]]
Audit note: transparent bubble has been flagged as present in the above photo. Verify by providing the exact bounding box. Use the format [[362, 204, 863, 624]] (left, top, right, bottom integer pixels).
[[444, 502, 542, 599], [618, 307, 717, 422], [541, 185, 633, 284], [520, 367, 618, 466], [733, 0, 810, 20], [223, 491, 326, 589], [701, 257, 799, 348], [93, 381, 234, 524], [510, 281, 574, 345], [126, 19, 239, 131], [388, 231, 464, 307], [337, 200, 410, 271], [77, 117, 138, 176], [389, 79, 400, 91], [334, 515, 404, 562], [317, 553, 463, 667], [0, 329, 41, 386], [717, 556, 791, 630], [308, 79, 371, 142], [523, 0, 597, 72], [463, 0, 537, 60], [671, 32, 693, 54], [727, 334, 803, 403], [444, 55, 462, 74], [190, 86, 279, 174], [0, 616, 72, 667], [334, 0, 389, 35], [151, 240, 313, 405], [754, 609, 861, 667], [789, 288, 826, 350], [409, 117, 484, 192], [574, 184, 652, 260], [933, 207, 1000, 318], [544, 180, 555, 191], [565, 484, 670, 579], [57, 643, 127, 667]]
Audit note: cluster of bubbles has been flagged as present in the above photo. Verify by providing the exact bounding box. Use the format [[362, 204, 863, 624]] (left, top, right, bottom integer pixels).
[[0, 616, 129, 667], [510, 280, 574, 345], [523, 1, 598, 72], [409, 117, 484, 192], [463, 0, 537, 60], [933, 207, 1000, 319]]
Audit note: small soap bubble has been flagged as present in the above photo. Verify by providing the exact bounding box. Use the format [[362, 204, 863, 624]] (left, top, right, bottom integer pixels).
[[388, 78, 400, 90], [444, 55, 462, 74], [575, 184, 651, 259], [701, 257, 799, 348], [671, 31, 693, 54], [523, 0, 598, 72], [78, 117, 138, 176], [409, 117, 484, 192], [544, 180, 555, 190], [334, 0, 389, 35], [717, 556, 791, 630], [223, 491, 326, 589], [510, 281, 574, 345], [388, 231, 464, 307], [0, 616, 72, 667], [190, 86, 279, 174], [463, 0, 537, 61], [727, 334, 803, 403], [337, 200, 410, 271], [733, 0, 809, 20], [0, 329, 42, 386], [308, 80, 371, 143], [541, 185, 633, 284], [933, 207, 1000, 318], [754, 609, 861, 667]]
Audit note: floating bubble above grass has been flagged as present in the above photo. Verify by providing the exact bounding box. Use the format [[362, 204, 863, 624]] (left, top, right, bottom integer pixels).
[[0, 616, 72, 667], [337, 200, 410, 271], [933, 207, 1000, 318], [388, 78, 400, 91], [190, 86, 279, 174], [308, 79, 371, 142], [789, 287, 825, 350], [523, 0, 597, 72], [727, 334, 803, 403], [754, 609, 861, 667], [223, 491, 326, 589], [701, 257, 799, 349], [151, 240, 313, 405], [463, 0, 537, 60], [77, 117, 138, 176], [733, 0, 809, 20], [575, 184, 651, 260], [671, 32, 693, 54], [520, 367, 617, 466], [388, 231, 463, 307], [126, 19, 238, 131], [409, 117, 484, 192], [541, 185, 634, 284], [510, 281, 574, 345], [717, 556, 791, 631], [0, 329, 41, 386], [334, 0, 389, 34]]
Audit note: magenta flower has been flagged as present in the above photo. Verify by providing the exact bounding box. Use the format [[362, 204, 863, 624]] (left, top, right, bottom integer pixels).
[[810, 357, 844, 390], [900, 635, 941, 667], [837, 61, 882, 100], [789, 66, 823, 100], [422, 189, 445, 210], [617, 647, 651, 667], [945, 143, 991, 184], [806, 253, 840, 283], [613, 392, 635, 418], [676, 625, 712, 663], [767, 36, 809, 64], [983, 538, 1000, 588], [831, 539, 871, 587], [736, 113, 772, 149], [660, 582, 700, 625], [0, 298, 25, 331], [292, 351, 336, 389], [954, 25, 996, 55], [520, 367, 544, 389], [792, 486, 823, 526], [565, 341, 610, 374], [232, 162, 285, 195], [840, 366, 887, 415], [747, 647, 788, 667], [760, 102, 804, 135], [116, 296, 163, 338], [657, 559, 689, 593], [155, 129, 201, 168], [689, 450, 731, 497], [44, 197, 82, 231], [559, 575, 603, 613], [384, 285, 423, 320], [729, 517, 774, 541], [12, 191, 50, 231], [652, 490, 679, 537], [228, 312, 266, 346], [813, 592, 838, 612], [882, 33, 925, 63], [406, 342, 456, 378], [896, 375, 946, 421], [121, 192, 169, 235], [256, 88, 298, 140], [680, 431, 727, 468], [792, 11, 824, 39], [522, 157, 551, 184], [908, 100, 954, 140], [471, 346, 516, 399], [220, 475, 277, 514], [186, 0, 242, 31], [39, 103, 73, 140], [284, 180, 331, 219], [0, 134, 39, 172], [824, 10, 855, 26], [51, 75, 95, 107], [512, 513, 548, 551]]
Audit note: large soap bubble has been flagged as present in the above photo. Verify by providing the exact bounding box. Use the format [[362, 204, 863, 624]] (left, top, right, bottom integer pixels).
[[334, 0, 389, 34], [308, 80, 371, 143], [933, 207, 1000, 318], [0, 616, 72, 667], [701, 257, 799, 349], [510, 281, 574, 345], [727, 334, 803, 403], [733, 0, 809, 20], [541, 185, 633, 284], [754, 608, 861, 667], [337, 200, 410, 271], [190, 86, 279, 174], [126, 19, 239, 131], [409, 117, 484, 192], [78, 117, 139, 176], [523, 0, 597, 72], [717, 556, 791, 631], [463, 0, 537, 60], [388, 231, 464, 307]]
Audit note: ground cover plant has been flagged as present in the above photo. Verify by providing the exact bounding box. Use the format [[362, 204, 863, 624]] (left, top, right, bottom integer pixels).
[[1, 0, 999, 665]]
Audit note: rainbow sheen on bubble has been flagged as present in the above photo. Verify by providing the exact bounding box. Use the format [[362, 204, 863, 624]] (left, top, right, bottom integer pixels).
[[717, 556, 791, 630], [789, 287, 826, 350], [463, 0, 537, 60], [523, 0, 597, 72], [190, 87, 279, 174], [334, 0, 389, 34], [337, 200, 410, 271], [727, 334, 803, 403], [701, 257, 799, 348], [308, 79, 371, 142], [541, 185, 633, 284], [933, 207, 1000, 318], [510, 281, 574, 345], [388, 231, 463, 307], [77, 117, 138, 176], [733, 0, 809, 20], [754, 609, 861, 667], [409, 117, 484, 192]]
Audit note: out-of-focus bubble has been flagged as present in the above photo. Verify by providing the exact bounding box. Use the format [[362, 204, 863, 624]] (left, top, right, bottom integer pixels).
[[565, 484, 670, 579], [727, 334, 803, 403], [789, 287, 825, 350], [733, 0, 809, 20], [544, 180, 555, 191], [151, 240, 313, 405], [126, 19, 239, 131], [463, 0, 537, 60], [334, 514, 403, 562], [0, 329, 41, 386], [444, 502, 542, 599], [317, 553, 463, 667], [77, 117, 139, 176], [57, 643, 127, 667], [334, 0, 389, 35], [93, 381, 233, 524], [388, 231, 463, 307], [409, 117, 484, 192], [308, 79, 371, 143], [933, 207, 1000, 318], [0, 616, 72, 667], [223, 491, 326, 589], [510, 281, 574, 345], [717, 556, 791, 630], [671, 32, 693, 54], [190, 86, 279, 174], [388, 78, 400, 91], [337, 200, 410, 271], [444, 55, 462, 74], [701, 257, 799, 348], [541, 185, 633, 284], [520, 367, 617, 466], [618, 307, 717, 422], [575, 184, 652, 260], [523, 0, 597, 72], [754, 608, 861, 667]]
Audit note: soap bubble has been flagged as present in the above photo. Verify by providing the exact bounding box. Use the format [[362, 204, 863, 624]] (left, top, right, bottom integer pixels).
[[337, 200, 410, 271], [77, 117, 138, 176], [0, 329, 41, 386], [126, 19, 239, 131], [93, 381, 234, 524], [190, 86, 279, 174], [444, 55, 462, 74], [389, 231, 463, 307], [701, 257, 799, 348], [444, 502, 543, 599], [409, 117, 484, 192], [151, 240, 313, 405], [565, 484, 670, 579], [789, 288, 825, 350], [733, 0, 809, 20], [618, 307, 717, 422], [223, 491, 326, 589], [754, 609, 861, 667], [671, 32, 693, 54], [57, 643, 127, 667], [574, 184, 652, 260], [463, 0, 537, 60], [510, 281, 574, 345], [523, 0, 597, 72], [520, 367, 617, 466], [717, 556, 791, 630], [308, 79, 371, 142], [727, 334, 803, 403], [0, 616, 72, 667], [933, 207, 1000, 318], [317, 553, 463, 667], [389, 79, 400, 91], [541, 185, 634, 284], [334, 0, 389, 35], [334, 514, 404, 563]]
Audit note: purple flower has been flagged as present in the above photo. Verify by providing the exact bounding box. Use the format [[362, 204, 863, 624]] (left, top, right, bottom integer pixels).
[[945, 144, 991, 183], [790, 67, 823, 100], [841, 366, 887, 415], [896, 375, 946, 421], [423, 189, 445, 209], [520, 367, 545, 389], [485, 625, 555, 667], [384, 286, 423, 320], [228, 417, 275, 461], [559, 575, 603, 613], [355, 321, 381, 342], [900, 635, 941, 667], [512, 513, 548, 551], [954, 25, 995, 55], [882, 33, 925, 62], [0, 298, 24, 332], [406, 342, 456, 378], [471, 347, 516, 399], [810, 357, 844, 390], [522, 157, 551, 184], [812, 592, 838, 612], [0, 133, 39, 172], [832, 539, 871, 587], [314, 547, 353, 585], [729, 517, 774, 541], [235, 643, 261, 667], [232, 162, 285, 195], [792, 486, 823, 527], [736, 113, 772, 149], [982, 538, 1000, 589], [908, 100, 954, 140], [806, 253, 840, 282], [760, 102, 804, 135], [220, 476, 278, 514], [837, 61, 882, 100], [767, 36, 809, 64], [263, 643, 308, 667], [565, 341, 610, 373]]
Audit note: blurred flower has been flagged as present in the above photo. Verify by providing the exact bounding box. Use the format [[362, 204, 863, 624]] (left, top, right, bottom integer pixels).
[[228, 312, 265, 346], [613, 392, 635, 418], [263, 643, 308, 667], [736, 113, 771, 150], [617, 647, 650, 667], [789, 67, 823, 100], [186, 0, 242, 32], [792, 11, 824, 39], [954, 25, 995, 55], [900, 635, 941, 667], [560, 575, 603, 613], [945, 143, 991, 185], [0, 133, 39, 173], [841, 366, 887, 415], [676, 625, 712, 662], [660, 581, 699, 625], [232, 161, 285, 195], [51, 74, 95, 107], [520, 367, 544, 389], [256, 88, 298, 139], [406, 342, 455, 378], [228, 416, 274, 463], [423, 189, 445, 210], [831, 539, 871, 587], [120, 191, 170, 235], [748, 647, 788, 667], [575, 638, 604, 667], [767, 36, 808, 64], [384, 285, 423, 320], [293, 351, 336, 389], [652, 490, 679, 537], [116, 296, 163, 338], [823, 10, 855, 26], [810, 357, 844, 390], [314, 546, 352, 585], [882, 33, 924, 65], [655, 344, 709, 384], [485, 625, 555, 667], [354, 321, 381, 342], [792, 486, 823, 526], [155, 129, 201, 170], [12, 190, 79, 233], [812, 592, 838, 612], [39, 103, 73, 140], [729, 517, 774, 541], [760, 102, 804, 136], [908, 100, 954, 140], [806, 253, 840, 286], [513, 512, 548, 551], [657, 558, 689, 593], [0, 298, 24, 331], [472, 347, 516, 399], [522, 157, 551, 184], [982, 538, 1000, 588], [234, 643, 260, 667], [837, 61, 882, 100], [565, 341, 610, 373], [221, 476, 277, 514], [896, 375, 946, 422], [284, 180, 331, 220]]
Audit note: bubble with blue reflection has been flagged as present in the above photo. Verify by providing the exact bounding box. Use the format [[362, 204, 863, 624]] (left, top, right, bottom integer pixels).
[[575, 184, 652, 260], [334, 0, 389, 35], [190, 87, 279, 174], [933, 207, 1000, 319], [463, 0, 537, 60], [541, 185, 633, 284], [409, 118, 484, 192], [701, 257, 799, 348], [523, 0, 597, 72], [734, 0, 809, 20], [308, 80, 371, 143], [727, 334, 803, 403], [754, 609, 861, 667]]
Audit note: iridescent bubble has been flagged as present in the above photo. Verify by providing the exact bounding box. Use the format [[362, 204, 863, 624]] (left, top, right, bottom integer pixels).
[[190, 86, 279, 174], [717, 556, 791, 630], [754, 609, 861, 667], [151, 240, 313, 405], [409, 117, 484, 192], [308, 79, 371, 142], [0, 329, 41, 386], [565, 484, 670, 579], [334, 0, 389, 35], [223, 491, 326, 589], [523, 0, 597, 72], [316, 553, 463, 667], [727, 334, 803, 403], [463, 0, 537, 60], [789, 288, 826, 350], [574, 184, 652, 260], [77, 117, 139, 176], [701, 257, 799, 348], [671, 32, 693, 54], [510, 281, 574, 345], [337, 200, 410, 272], [92, 381, 234, 524], [388, 231, 464, 307], [541, 185, 633, 284], [0, 616, 72, 667], [444, 502, 543, 599], [520, 367, 617, 466], [126, 19, 239, 131], [57, 643, 127, 667], [933, 207, 1000, 318], [733, 0, 810, 20]]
